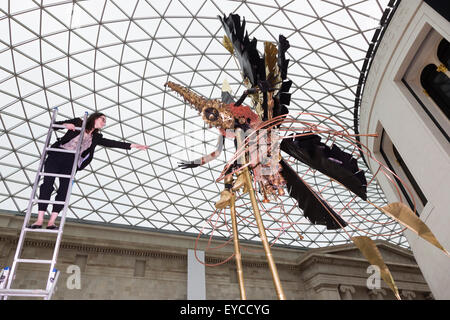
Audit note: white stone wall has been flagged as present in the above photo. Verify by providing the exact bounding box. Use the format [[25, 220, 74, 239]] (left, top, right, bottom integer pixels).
[[0, 212, 430, 300], [359, 0, 450, 299]]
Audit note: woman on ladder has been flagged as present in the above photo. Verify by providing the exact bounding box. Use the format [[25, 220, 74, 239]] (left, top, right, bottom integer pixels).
[[28, 112, 149, 229]]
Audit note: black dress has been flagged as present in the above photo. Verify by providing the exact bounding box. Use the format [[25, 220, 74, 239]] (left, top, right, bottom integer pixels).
[[38, 117, 131, 213]]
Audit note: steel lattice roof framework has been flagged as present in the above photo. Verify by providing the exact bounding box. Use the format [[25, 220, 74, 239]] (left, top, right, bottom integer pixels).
[[0, 0, 408, 249]]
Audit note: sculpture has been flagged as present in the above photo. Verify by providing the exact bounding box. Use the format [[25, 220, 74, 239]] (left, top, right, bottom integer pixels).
[[164, 13, 448, 300]]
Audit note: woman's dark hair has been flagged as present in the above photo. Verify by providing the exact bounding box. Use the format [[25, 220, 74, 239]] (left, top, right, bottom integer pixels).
[[85, 112, 105, 133]]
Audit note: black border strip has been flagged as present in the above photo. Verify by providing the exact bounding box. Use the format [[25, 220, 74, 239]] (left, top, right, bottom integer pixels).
[[353, 0, 401, 166], [424, 0, 450, 22], [379, 130, 420, 216]]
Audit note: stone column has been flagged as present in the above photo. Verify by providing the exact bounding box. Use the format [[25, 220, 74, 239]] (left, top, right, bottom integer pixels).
[[315, 284, 341, 300], [339, 285, 355, 300], [0, 240, 12, 268], [368, 288, 386, 300], [0, 241, 9, 265], [401, 290, 416, 300]]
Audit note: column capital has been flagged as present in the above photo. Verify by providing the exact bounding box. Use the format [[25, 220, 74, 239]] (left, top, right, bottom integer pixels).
[[339, 285, 355, 294], [368, 288, 387, 300], [339, 284, 355, 300], [401, 290, 416, 300]]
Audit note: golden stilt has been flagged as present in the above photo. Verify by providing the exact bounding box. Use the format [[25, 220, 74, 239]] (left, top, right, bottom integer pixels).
[[236, 128, 286, 300], [229, 193, 247, 300]]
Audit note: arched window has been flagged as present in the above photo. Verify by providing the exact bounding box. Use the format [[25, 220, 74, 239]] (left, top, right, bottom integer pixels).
[[437, 38, 449, 70], [420, 63, 450, 119], [403, 31, 450, 140]]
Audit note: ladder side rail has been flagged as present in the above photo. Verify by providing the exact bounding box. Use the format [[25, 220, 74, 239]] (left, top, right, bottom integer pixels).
[[0, 267, 9, 290], [4, 108, 59, 295], [45, 269, 60, 300], [45, 111, 88, 293]]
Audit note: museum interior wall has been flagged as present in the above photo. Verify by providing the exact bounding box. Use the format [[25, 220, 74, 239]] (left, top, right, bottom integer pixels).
[[358, 0, 450, 299], [0, 211, 431, 300]]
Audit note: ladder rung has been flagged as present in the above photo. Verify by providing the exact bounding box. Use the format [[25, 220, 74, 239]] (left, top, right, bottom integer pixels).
[[16, 259, 53, 264], [25, 228, 59, 234], [33, 199, 65, 205], [38, 172, 72, 179], [46, 147, 77, 154], [0, 289, 48, 297], [52, 124, 83, 131]]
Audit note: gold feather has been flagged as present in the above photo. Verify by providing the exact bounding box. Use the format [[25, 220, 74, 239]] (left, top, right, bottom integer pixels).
[[352, 236, 401, 300], [264, 41, 281, 88], [223, 35, 234, 55], [264, 41, 277, 78], [380, 202, 450, 257]]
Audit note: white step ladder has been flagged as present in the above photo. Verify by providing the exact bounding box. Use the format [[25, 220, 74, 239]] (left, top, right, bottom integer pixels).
[[0, 108, 88, 300]]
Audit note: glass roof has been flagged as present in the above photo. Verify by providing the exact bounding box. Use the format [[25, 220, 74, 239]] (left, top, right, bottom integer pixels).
[[0, 0, 408, 249]]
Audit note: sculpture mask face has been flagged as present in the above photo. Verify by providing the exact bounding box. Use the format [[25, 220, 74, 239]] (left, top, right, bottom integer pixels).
[[201, 100, 234, 129], [204, 107, 219, 122]]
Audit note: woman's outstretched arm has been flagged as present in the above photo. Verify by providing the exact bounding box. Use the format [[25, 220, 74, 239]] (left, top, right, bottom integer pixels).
[[98, 136, 148, 150], [130, 144, 149, 150]]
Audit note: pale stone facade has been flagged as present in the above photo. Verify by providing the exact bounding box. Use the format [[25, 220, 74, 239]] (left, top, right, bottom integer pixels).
[[358, 0, 450, 299], [0, 212, 431, 300]]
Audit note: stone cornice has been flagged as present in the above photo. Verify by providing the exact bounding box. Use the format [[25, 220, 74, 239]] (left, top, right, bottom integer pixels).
[[1, 234, 303, 270], [297, 252, 420, 272], [0, 212, 303, 263], [205, 254, 301, 270], [0, 233, 299, 270], [303, 271, 430, 293], [0, 235, 188, 261], [296, 240, 414, 264]]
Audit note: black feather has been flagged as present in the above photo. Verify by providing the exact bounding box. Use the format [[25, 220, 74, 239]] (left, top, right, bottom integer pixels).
[[280, 134, 367, 200], [220, 14, 295, 124], [273, 34, 292, 121], [219, 14, 265, 87], [280, 158, 347, 230], [279, 92, 291, 106], [273, 80, 292, 121], [277, 35, 290, 80]]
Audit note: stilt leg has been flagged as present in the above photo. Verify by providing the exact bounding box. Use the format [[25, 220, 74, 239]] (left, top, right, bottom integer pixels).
[[229, 193, 247, 300], [236, 128, 286, 300]]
